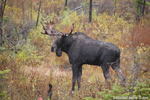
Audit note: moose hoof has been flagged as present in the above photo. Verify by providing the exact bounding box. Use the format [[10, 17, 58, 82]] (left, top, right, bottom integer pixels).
[[72, 91, 74, 94]]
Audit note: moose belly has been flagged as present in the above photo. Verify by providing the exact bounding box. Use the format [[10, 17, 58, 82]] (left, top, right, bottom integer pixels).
[[77, 48, 102, 65]]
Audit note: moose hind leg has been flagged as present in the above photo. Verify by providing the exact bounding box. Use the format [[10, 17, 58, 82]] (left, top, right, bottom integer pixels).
[[112, 62, 126, 83], [101, 64, 111, 88], [77, 66, 82, 91]]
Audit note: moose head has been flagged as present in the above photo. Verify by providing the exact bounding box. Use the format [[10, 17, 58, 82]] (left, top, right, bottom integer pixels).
[[41, 20, 74, 57]]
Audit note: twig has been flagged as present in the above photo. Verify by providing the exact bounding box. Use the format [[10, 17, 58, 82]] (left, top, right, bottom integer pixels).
[[58, 5, 87, 20]]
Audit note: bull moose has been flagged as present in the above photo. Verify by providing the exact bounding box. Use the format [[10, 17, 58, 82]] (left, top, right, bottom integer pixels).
[[41, 21, 125, 93]]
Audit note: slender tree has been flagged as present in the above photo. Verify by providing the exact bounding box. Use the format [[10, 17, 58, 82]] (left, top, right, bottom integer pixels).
[[22, 0, 25, 24], [36, 0, 42, 28], [142, 0, 146, 16], [0, 0, 7, 46], [130, 27, 139, 97], [30, 0, 33, 22], [114, 0, 118, 15], [89, 0, 92, 23], [64, 0, 68, 10], [135, 0, 146, 21]]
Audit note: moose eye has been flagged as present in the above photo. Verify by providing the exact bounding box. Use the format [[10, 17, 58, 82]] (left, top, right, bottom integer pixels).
[[51, 31, 54, 33], [54, 36, 59, 39]]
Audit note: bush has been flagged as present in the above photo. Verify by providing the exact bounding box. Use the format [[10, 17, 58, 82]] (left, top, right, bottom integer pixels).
[[0, 69, 10, 99], [98, 82, 128, 100], [132, 81, 150, 98], [16, 39, 43, 65]]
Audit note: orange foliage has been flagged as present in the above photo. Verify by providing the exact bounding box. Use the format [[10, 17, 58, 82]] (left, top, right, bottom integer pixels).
[[122, 21, 150, 47], [131, 24, 150, 46]]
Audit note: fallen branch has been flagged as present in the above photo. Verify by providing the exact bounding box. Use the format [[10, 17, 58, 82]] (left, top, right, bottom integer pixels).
[[2, 33, 16, 46]]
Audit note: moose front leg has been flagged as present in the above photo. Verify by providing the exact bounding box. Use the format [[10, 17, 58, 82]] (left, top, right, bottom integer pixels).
[[77, 66, 82, 91], [71, 64, 82, 93], [72, 65, 78, 93]]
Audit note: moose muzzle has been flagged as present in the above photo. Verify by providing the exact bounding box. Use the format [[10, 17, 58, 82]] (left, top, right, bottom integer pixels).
[[51, 46, 62, 57], [51, 46, 57, 52]]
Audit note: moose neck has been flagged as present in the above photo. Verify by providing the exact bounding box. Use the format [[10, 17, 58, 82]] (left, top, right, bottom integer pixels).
[[61, 35, 74, 53]]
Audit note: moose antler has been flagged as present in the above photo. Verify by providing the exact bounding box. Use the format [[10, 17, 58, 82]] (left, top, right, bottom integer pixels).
[[41, 20, 63, 36], [41, 19, 72, 36], [69, 23, 74, 34]]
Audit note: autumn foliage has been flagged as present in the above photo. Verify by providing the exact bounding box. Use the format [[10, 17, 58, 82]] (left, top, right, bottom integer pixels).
[[0, 0, 150, 100]]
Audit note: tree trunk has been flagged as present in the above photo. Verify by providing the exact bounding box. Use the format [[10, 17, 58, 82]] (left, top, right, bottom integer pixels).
[[114, 0, 118, 15], [136, 0, 146, 21], [30, 0, 33, 22], [89, 0, 92, 23], [0, 0, 7, 46], [22, 0, 25, 24], [142, 0, 146, 16], [130, 26, 138, 97], [0, 21, 2, 46], [36, 0, 42, 28], [64, 0, 68, 10], [0, 2, 3, 46]]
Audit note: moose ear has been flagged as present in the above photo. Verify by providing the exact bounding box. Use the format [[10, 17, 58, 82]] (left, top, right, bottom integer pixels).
[[56, 47, 62, 57]]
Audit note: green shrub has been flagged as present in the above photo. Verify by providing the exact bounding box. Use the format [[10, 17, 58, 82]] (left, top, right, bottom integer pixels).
[[132, 81, 150, 98], [16, 39, 43, 65], [98, 82, 127, 100], [0, 69, 10, 99]]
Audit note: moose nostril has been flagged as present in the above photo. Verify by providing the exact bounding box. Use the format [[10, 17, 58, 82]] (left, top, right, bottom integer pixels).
[[51, 47, 56, 52], [51, 47, 54, 52], [51, 31, 54, 33]]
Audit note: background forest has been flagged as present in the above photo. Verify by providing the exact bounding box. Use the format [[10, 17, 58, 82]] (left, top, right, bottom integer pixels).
[[0, 0, 150, 100]]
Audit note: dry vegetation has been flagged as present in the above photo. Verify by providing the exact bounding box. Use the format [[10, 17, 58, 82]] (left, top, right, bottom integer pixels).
[[0, 0, 150, 100]]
